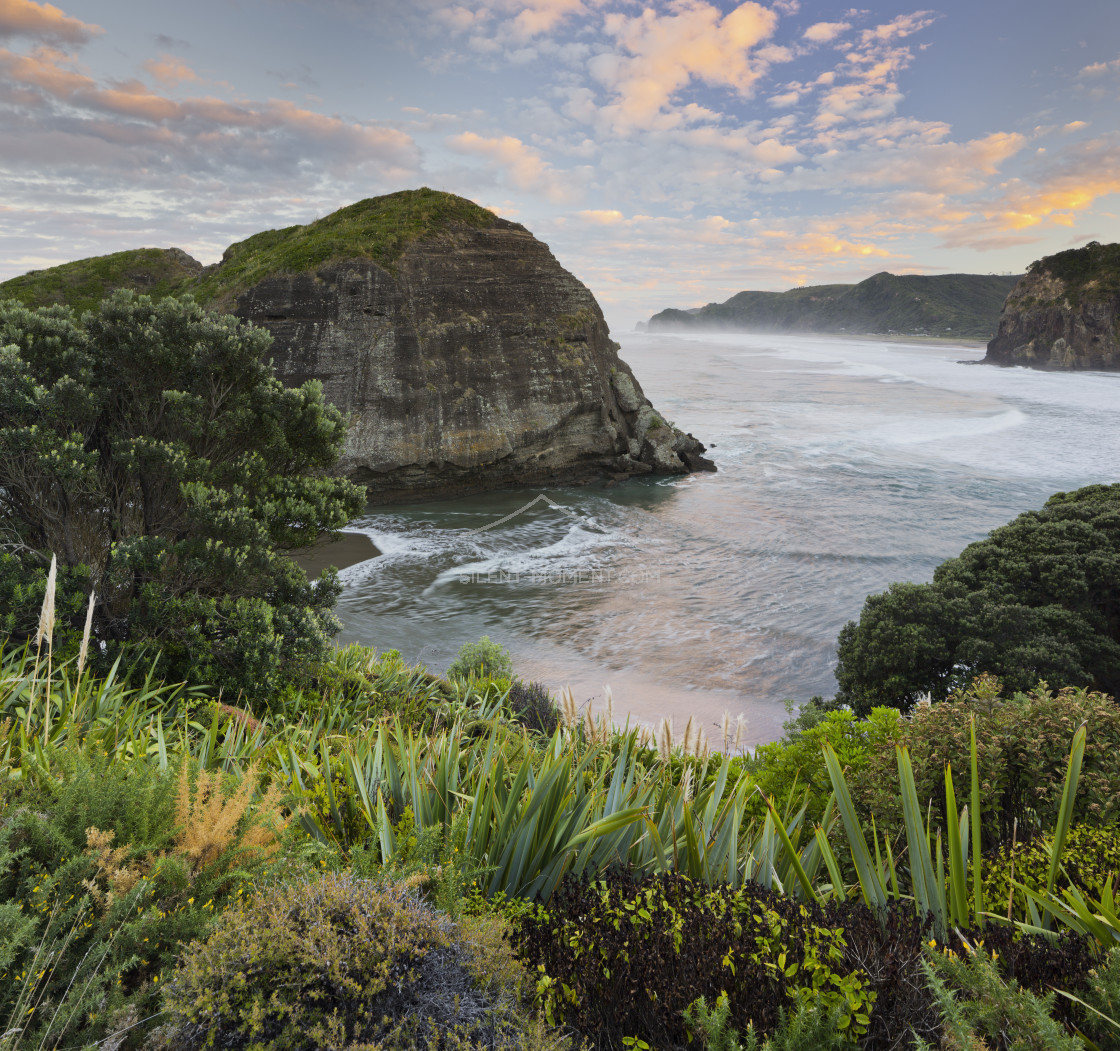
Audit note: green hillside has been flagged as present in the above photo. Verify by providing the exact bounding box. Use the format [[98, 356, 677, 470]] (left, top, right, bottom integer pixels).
[[0, 247, 201, 315], [191, 188, 498, 308], [0, 188, 499, 312], [649, 272, 1022, 339]]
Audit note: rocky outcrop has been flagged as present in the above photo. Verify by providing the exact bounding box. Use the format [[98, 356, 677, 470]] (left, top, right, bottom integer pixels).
[[228, 197, 713, 499], [0, 190, 714, 500], [983, 242, 1120, 370]]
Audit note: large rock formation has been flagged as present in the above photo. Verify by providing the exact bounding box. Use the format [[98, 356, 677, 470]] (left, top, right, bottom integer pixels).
[[0, 189, 714, 500], [983, 241, 1120, 370]]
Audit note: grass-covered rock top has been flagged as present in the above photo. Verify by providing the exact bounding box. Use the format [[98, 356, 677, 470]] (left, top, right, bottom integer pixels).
[[1028, 239, 1120, 305], [0, 246, 202, 316], [0, 188, 500, 312], [192, 187, 499, 307]]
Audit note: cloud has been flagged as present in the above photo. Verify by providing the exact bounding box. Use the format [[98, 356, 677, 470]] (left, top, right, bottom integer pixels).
[[786, 232, 889, 258], [0, 41, 422, 198], [0, 0, 98, 44], [803, 21, 850, 44], [153, 33, 190, 50], [577, 208, 625, 225], [589, 1, 781, 132], [1079, 56, 1120, 77], [432, 0, 598, 45], [858, 11, 936, 45], [143, 55, 201, 87], [927, 137, 1120, 250], [447, 131, 573, 201]]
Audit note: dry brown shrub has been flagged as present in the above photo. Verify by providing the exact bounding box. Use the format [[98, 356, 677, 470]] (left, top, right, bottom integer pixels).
[[173, 762, 286, 876], [82, 826, 146, 909]]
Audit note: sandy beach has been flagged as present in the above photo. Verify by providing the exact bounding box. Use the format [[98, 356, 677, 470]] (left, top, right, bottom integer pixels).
[[291, 532, 380, 577]]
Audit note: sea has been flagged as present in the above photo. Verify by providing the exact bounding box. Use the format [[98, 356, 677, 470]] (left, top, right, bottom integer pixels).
[[332, 332, 1120, 746]]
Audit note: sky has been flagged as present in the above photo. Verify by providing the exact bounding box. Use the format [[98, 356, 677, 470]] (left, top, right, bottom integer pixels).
[[1, 0, 1119, 330]]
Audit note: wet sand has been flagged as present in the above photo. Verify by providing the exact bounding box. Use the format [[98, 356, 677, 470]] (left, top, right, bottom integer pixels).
[[291, 532, 380, 577]]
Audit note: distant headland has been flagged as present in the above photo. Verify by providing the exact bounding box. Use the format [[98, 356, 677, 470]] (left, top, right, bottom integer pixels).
[[646, 271, 1021, 340]]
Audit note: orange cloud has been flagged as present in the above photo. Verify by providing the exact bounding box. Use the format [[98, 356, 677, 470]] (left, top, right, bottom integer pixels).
[[510, 0, 586, 40], [787, 234, 890, 258], [989, 180, 1120, 231], [143, 55, 201, 87], [0, 43, 420, 172], [803, 21, 849, 44], [591, 1, 780, 132], [0, 0, 98, 44], [448, 131, 573, 202], [1079, 56, 1120, 77], [578, 208, 624, 224]]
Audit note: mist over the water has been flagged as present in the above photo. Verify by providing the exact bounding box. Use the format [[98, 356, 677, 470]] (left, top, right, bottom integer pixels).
[[334, 332, 1120, 745]]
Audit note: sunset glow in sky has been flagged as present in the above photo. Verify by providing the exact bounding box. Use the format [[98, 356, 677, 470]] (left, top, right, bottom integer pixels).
[[2, 0, 1118, 327]]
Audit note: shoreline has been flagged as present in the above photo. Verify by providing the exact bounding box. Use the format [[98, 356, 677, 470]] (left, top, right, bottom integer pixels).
[[291, 532, 380, 577], [641, 328, 988, 346]]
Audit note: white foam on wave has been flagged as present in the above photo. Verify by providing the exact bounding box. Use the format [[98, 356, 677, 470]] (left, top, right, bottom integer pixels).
[[337, 501, 640, 588], [423, 523, 634, 595], [866, 406, 1026, 447]]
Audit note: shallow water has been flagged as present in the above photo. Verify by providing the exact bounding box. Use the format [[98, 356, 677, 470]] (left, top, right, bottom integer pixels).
[[332, 332, 1120, 745]]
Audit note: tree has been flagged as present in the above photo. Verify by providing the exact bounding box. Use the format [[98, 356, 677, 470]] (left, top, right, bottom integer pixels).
[[835, 484, 1120, 715], [0, 292, 366, 697]]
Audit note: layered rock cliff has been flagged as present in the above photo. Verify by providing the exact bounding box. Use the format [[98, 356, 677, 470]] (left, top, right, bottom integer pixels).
[[983, 241, 1120, 369], [0, 189, 713, 499]]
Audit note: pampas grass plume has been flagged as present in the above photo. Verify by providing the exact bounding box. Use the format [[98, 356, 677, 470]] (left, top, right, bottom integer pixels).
[[35, 554, 57, 653], [77, 591, 95, 676]]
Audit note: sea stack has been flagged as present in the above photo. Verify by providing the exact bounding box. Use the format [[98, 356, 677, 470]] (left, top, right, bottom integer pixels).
[[0, 189, 715, 499], [983, 241, 1120, 370]]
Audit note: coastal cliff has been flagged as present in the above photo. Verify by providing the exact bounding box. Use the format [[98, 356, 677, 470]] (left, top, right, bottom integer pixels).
[[0, 189, 713, 499], [983, 241, 1120, 369]]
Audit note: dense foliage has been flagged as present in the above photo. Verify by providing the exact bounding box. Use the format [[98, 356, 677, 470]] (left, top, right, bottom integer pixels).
[[851, 678, 1120, 845], [511, 871, 878, 1048], [0, 292, 365, 696], [448, 635, 515, 682], [0, 751, 285, 1050], [835, 483, 1120, 714], [2, 574, 1120, 1051], [1026, 239, 1120, 305], [164, 872, 534, 1051], [0, 248, 200, 316]]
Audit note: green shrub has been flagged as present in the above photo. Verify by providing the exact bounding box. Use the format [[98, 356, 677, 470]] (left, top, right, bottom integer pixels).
[[923, 941, 1083, 1051], [835, 483, 1120, 714], [853, 679, 1120, 846], [684, 994, 863, 1051], [983, 822, 1120, 919], [447, 636, 514, 682], [506, 680, 560, 736], [750, 707, 902, 825], [0, 748, 286, 1050], [163, 872, 539, 1051], [1071, 946, 1120, 1049], [0, 292, 365, 700], [510, 872, 875, 1049]]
